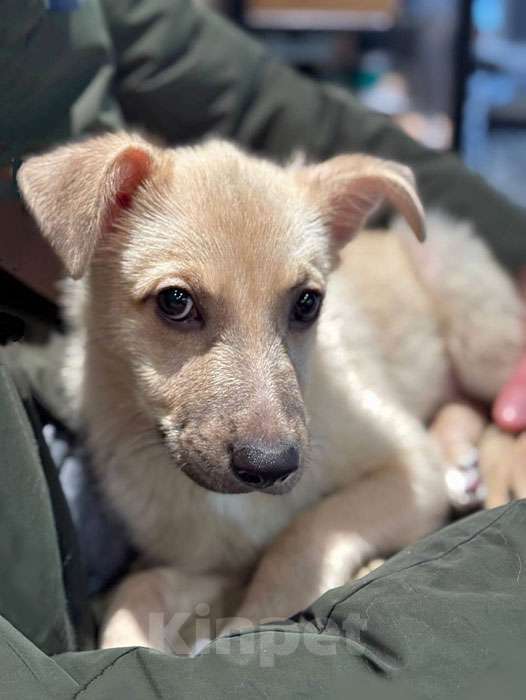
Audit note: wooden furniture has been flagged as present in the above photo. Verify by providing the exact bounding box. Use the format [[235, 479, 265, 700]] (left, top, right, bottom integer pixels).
[[242, 0, 398, 31]]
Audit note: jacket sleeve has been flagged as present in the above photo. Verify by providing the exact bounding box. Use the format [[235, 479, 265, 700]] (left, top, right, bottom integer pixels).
[[102, 0, 526, 271], [1, 502, 525, 699]]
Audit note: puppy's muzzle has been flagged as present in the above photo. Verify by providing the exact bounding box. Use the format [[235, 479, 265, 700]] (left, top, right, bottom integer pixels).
[[231, 440, 300, 490]]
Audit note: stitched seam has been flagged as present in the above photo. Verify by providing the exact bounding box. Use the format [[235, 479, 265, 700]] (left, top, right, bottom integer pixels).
[[320, 502, 518, 633], [3, 636, 70, 698], [0, 364, 37, 450], [221, 626, 361, 647], [229, 52, 267, 138], [72, 648, 138, 699], [136, 649, 163, 699]]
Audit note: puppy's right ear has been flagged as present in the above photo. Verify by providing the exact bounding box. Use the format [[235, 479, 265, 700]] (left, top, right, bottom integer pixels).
[[17, 133, 155, 279], [295, 154, 425, 248]]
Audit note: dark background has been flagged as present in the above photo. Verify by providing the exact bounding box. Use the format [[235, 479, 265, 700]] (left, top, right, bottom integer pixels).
[[207, 0, 526, 208]]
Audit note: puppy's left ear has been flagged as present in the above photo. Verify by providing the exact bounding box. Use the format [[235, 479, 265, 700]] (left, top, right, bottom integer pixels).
[[17, 133, 155, 279], [296, 154, 425, 246]]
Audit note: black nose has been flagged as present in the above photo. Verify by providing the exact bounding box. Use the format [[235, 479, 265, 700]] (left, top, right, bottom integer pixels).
[[231, 440, 300, 489]]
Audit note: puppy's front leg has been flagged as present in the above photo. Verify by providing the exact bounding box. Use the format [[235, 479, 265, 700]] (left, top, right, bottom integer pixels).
[[230, 464, 446, 627], [101, 567, 243, 654]]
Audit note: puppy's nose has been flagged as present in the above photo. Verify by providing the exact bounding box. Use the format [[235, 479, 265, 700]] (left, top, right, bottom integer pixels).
[[231, 440, 300, 489]]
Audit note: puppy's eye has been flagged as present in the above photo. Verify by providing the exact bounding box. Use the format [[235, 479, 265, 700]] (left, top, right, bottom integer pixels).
[[292, 290, 323, 326], [156, 287, 198, 323]]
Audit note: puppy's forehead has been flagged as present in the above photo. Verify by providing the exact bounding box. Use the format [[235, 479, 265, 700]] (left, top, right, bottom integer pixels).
[[126, 143, 328, 293]]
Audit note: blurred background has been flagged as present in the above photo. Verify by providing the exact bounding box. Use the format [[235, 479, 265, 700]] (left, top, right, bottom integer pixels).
[[204, 0, 526, 207]]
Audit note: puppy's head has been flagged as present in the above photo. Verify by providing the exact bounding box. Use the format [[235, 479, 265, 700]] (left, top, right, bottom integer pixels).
[[18, 133, 424, 494]]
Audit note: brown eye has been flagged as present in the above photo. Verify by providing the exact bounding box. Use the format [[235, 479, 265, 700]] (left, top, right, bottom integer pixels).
[[156, 287, 198, 323], [292, 290, 323, 325]]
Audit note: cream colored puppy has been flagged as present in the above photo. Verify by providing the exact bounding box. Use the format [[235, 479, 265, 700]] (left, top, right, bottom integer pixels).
[[17, 133, 524, 653]]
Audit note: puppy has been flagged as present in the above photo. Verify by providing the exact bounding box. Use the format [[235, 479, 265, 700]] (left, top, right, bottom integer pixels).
[[17, 133, 524, 653]]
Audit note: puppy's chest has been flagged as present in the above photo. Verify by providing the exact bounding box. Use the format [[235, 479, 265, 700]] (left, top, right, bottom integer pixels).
[[130, 458, 331, 574]]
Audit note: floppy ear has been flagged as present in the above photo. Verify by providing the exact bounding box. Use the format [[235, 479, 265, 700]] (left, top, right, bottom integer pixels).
[[296, 154, 425, 246], [17, 133, 155, 279]]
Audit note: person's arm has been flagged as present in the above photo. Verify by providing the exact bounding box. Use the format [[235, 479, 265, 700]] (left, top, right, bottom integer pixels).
[[102, 0, 526, 272]]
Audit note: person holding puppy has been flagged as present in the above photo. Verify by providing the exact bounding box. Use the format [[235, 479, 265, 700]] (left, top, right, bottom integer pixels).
[[1, 1, 526, 697]]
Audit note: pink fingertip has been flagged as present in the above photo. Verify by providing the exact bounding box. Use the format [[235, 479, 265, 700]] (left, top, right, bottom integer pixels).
[[492, 354, 526, 432]]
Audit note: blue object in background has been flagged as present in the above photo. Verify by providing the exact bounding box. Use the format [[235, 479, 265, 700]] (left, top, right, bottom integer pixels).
[[46, 0, 87, 11], [43, 421, 135, 596], [473, 0, 505, 34]]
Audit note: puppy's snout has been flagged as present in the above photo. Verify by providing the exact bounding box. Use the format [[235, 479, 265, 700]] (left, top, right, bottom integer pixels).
[[231, 440, 300, 489]]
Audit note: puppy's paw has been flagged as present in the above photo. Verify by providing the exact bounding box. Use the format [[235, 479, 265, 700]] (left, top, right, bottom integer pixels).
[[354, 559, 385, 580], [430, 402, 487, 512], [100, 607, 154, 650], [479, 426, 526, 508]]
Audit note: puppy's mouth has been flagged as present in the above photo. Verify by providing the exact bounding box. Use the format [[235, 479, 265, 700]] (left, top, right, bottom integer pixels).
[[180, 457, 301, 496], [156, 424, 301, 495], [182, 467, 301, 496]]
